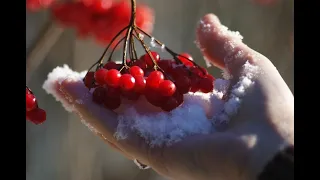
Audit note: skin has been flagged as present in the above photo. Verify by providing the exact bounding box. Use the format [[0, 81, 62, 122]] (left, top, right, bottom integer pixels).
[[57, 14, 294, 180]]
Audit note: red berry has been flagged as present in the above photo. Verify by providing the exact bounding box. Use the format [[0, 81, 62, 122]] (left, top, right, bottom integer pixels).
[[129, 66, 144, 77], [26, 89, 31, 94], [160, 91, 184, 112], [133, 75, 146, 93], [140, 51, 160, 67], [144, 89, 166, 107], [161, 98, 178, 112], [131, 59, 147, 69], [146, 71, 164, 89], [158, 60, 174, 72], [103, 61, 119, 70], [92, 87, 106, 104], [170, 66, 188, 77], [173, 91, 184, 105], [158, 80, 176, 97], [177, 53, 194, 67], [26, 93, 37, 112], [103, 97, 121, 110], [122, 90, 140, 101], [105, 86, 121, 99], [94, 68, 108, 85], [84, 72, 96, 88], [26, 108, 46, 125], [190, 76, 200, 93], [174, 75, 191, 94], [205, 74, 215, 82], [119, 74, 136, 91], [105, 69, 121, 87], [199, 77, 214, 93]]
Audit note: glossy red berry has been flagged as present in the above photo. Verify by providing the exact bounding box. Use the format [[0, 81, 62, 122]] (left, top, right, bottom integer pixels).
[[199, 77, 214, 93], [92, 87, 106, 104], [133, 75, 146, 93], [177, 53, 194, 67], [141, 51, 160, 67], [26, 93, 37, 112], [146, 71, 164, 89], [94, 68, 108, 85], [105, 69, 121, 87], [158, 80, 176, 97], [84, 72, 95, 88], [26, 108, 46, 125], [129, 66, 144, 77], [119, 74, 136, 91]]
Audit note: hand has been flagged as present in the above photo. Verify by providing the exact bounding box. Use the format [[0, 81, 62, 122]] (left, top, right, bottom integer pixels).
[[52, 14, 294, 180]]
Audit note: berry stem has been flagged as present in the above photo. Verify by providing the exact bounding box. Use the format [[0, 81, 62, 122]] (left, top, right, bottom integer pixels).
[[108, 37, 126, 62], [130, 36, 138, 60], [133, 29, 158, 70], [136, 26, 207, 75], [97, 26, 129, 68], [122, 26, 133, 68]]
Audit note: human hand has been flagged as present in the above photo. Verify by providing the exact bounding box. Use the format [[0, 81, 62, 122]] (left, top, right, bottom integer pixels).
[[47, 14, 294, 180]]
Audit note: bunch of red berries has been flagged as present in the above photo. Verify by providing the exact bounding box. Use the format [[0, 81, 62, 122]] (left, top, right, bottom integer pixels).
[[26, 87, 46, 125], [51, 0, 154, 46], [84, 52, 215, 112]]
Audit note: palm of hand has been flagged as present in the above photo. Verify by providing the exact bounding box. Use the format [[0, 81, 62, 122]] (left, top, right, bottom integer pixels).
[[51, 14, 294, 180]]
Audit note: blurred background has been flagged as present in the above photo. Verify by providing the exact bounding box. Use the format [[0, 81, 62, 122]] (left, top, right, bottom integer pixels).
[[26, 0, 294, 179]]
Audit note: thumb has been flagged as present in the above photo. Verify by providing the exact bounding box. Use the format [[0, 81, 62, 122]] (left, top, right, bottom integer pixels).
[[196, 14, 256, 77]]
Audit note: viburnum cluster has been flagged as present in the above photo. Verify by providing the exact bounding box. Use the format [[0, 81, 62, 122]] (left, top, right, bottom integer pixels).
[[26, 86, 46, 125], [26, 0, 154, 47], [84, 52, 215, 112], [79, 0, 216, 112]]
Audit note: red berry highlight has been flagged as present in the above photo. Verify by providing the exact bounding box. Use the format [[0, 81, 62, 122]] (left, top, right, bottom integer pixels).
[[146, 71, 164, 89], [119, 74, 136, 91], [159, 80, 176, 97], [105, 69, 121, 87]]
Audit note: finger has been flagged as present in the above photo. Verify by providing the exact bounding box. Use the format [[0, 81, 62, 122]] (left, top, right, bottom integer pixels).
[[196, 14, 257, 77]]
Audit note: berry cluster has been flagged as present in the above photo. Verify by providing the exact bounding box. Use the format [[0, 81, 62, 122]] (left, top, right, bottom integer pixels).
[[51, 0, 154, 46], [84, 52, 215, 112], [26, 87, 46, 125]]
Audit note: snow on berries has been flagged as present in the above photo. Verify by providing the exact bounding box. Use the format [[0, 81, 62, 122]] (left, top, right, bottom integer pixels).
[[26, 86, 46, 125], [84, 51, 215, 112], [26, 0, 154, 47]]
